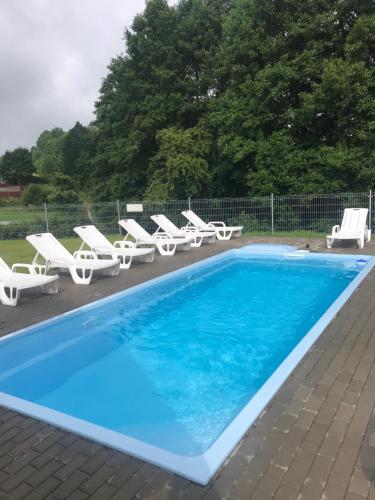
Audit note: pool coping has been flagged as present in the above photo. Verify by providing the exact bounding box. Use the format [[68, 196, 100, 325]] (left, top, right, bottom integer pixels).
[[0, 245, 374, 485]]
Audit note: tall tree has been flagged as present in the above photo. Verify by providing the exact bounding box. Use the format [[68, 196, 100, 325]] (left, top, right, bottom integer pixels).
[[62, 122, 97, 184], [32, 128, 66, 180], [91, 0, 228, 200], [210, 0, 375, 195], [0, 148, 35, 184]]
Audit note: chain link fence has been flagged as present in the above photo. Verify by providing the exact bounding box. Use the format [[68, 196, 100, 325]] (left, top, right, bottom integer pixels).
[[0, 191, 373, 240]]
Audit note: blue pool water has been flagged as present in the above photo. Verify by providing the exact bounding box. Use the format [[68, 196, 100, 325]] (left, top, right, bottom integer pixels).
[[0, 252, 364, 458]]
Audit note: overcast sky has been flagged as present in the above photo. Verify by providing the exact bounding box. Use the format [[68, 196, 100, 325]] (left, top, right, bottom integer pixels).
[[0, 0, 164, 154]]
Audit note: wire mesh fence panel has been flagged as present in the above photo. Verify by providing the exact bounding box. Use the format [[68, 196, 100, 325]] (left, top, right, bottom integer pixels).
[[46, 202, 120, 238], [0, 205, 47, 239], [118, 199, 189, 235], [0, 192, 372, 240], [190, 197, 272, 232], [273, 192, 372, 233]]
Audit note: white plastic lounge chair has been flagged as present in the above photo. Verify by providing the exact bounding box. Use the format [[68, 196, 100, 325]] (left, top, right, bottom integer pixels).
[[26, 233, 120, 285], [150, 214, 213, 247], [118, 219, 191, 256], [74, 225, 155, 269], [327, 208, 370, 249], [181, 210, 243, 241], [0, 257, 58, 306]]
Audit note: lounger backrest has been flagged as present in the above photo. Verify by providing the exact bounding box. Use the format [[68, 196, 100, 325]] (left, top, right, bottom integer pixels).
[[26, 233, 74, 263], [181, 210, 210, 230], [118, 219, 152, 240], [150, 214, 179, 234], [341, 208, 368, 232], [74, 225, 112, 250], [0, 257, 11, 276]]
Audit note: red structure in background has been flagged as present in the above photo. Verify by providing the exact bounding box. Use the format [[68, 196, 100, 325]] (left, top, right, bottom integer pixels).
[[0, 180, 23, 199]]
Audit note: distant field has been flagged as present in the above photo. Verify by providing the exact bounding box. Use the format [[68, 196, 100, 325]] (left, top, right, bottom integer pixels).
[[0, 208, 44, 223]]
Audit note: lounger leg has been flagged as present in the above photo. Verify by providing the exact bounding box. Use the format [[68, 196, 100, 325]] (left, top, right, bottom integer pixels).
[[176, 241, 192, 252], [326, 237, 332, 249], [232, 229, 243, 238], [358, 237, 364, 249], [118, 254, 132, 270], [69, 266, 93, 285], [134, 250, 155, 263], [190, 235, 203, 248], [216, 229, 232, 241], [101, 262, 121, 276], [41, 281, 59, 295], [156, 241, 176, 256], [0, 285, 20, 306]]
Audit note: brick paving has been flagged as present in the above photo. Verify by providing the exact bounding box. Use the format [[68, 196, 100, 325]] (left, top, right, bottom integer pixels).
[[0, 237, 374, 499]]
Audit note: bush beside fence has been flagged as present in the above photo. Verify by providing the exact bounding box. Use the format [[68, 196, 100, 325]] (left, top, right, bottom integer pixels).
[[0, 192, 373, 240]]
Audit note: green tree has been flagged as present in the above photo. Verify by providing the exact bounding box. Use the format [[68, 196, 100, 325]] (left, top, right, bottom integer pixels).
[[210, 0, 375, 195], [91, 0, 227, 200], [62, 122, 97, 183], [32, 128, 66, 180], [145, 125, 212, 199], [0, 148, 35, 184]]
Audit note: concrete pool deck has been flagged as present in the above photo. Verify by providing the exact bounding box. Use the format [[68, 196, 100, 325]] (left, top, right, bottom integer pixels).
[[0, 236, 375, 499]]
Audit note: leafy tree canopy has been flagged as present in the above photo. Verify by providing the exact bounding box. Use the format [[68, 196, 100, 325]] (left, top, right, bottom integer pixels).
[[32, 128, 66, 180], [17, 0, 375, 202], [0, 147, 35, 184]]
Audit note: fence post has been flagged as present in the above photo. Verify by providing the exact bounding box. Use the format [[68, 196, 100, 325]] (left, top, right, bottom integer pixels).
[[188, 197, 191, 210], [369, 189, 372, 239], [44, 203, 49, 232], [271, 193, 274, 234], [116, 200, 121, 235]]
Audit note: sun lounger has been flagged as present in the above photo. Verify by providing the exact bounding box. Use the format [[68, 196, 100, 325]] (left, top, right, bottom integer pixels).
[[0, 257, 58, 306], [181, 210, 243, 240], [74, 225, 154, 269], [327, 208, 370, 249], [150, 214, 214, 247], [26, 233, 120, 285], [118, 219, 191, 256]]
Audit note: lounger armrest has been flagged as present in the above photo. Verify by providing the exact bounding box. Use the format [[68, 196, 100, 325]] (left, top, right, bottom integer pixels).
[[181, 225, 198, 233], [73, 250, 98, 260], [11, 262, 49, 275], [113, 240, 136, 249], [152, 230, 173, 240], [11, 263, 36, 274], [331, 225, 340, 235], [208, 221, 226, 227]]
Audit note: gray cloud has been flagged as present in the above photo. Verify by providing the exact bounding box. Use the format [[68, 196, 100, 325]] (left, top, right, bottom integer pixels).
[[0, 0, 151, 154]]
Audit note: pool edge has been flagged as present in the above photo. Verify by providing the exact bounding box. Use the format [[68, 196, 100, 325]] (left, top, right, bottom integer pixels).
[[0, 247, 374, 485]]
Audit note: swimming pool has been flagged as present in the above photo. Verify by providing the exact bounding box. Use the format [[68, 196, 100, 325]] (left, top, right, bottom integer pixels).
[[0, 245, 373, 483]]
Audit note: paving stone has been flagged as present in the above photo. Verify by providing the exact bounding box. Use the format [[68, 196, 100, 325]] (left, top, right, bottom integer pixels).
[[89, 483, 118, 500], [53, 453, 87, 480], [80, 464, 115, 494], [24, 476, 61, 500], [51, 470, 89, 499], [347, 467, 373, 498], [282, 460, 310, 489], [321, 472, 349, 500], [111, 476, 146, 500], [274, 484, 299, 500], [256, 465, 284, 496], [26, 459, 62, 487], [305, 422, 329, 444]]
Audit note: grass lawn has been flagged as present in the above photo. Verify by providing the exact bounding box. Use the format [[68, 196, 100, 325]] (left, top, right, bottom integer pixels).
[[244, 230, 325, 238], [0, 234, 121, 266], [0, 231, 325, 266], [0, 208, 44, 222]]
